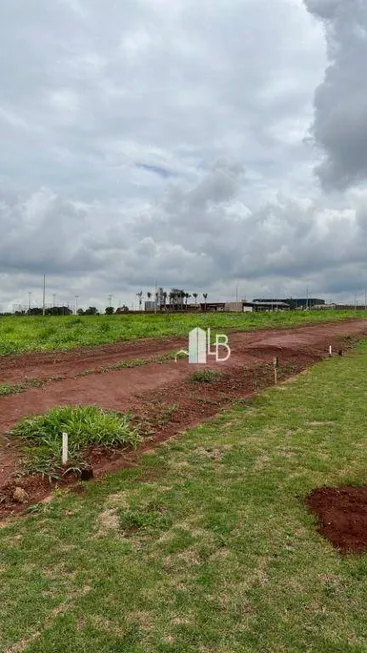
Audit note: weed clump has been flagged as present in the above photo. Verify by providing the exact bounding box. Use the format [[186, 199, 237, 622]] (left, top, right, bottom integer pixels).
[[189, 369, 224, 384], [11, 405, 141, 475]]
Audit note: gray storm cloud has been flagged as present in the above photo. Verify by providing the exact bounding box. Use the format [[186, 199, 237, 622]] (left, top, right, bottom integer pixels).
[[1, 0, 367, 309], [305, 0, 367, 189]]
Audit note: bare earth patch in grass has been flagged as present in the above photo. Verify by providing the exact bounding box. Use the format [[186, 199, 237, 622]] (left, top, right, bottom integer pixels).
[[306, 485, 367, 553]]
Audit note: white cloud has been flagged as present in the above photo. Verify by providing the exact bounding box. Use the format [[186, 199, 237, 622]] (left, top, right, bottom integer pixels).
[[0, 0, 366, 311]]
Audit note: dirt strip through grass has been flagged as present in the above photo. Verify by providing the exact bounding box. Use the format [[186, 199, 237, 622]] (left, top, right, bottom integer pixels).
[[1, 319, 366, 515]]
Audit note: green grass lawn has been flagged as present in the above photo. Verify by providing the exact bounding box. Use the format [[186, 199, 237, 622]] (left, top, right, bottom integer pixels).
[[0, 310, 364, 355], [1, 342, 367, 651]]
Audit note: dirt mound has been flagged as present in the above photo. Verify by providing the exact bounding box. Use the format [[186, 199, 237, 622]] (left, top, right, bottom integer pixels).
[[306, 486, 367, 553]]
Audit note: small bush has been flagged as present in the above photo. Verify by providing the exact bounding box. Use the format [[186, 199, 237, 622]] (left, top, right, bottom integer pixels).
[[189, 369, 224, 384], [11, 405, 141, 474]]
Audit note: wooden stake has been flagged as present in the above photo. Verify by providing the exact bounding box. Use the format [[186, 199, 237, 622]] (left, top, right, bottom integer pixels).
[[329, 345, 332, 357], [273, 356, 279, 385], [62, 432, 68, 465]]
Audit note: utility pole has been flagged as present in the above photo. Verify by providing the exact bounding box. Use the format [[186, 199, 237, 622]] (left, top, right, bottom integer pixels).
[[355, 292, 357, 311], [306, 286, 309, 310], [154, 280, 157, 314], [235, 283, 239, 303], [28, 292, 32, 312], [75, 295, 79, 315], [42, 274, 46, 316], [53, 293, 56, 308], [108, 294, 113, 307]]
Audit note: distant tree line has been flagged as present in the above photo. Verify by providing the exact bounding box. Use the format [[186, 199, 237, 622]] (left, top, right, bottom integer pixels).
[[0, 305, 133, 317], [11, 306, 74, 316], [0, 291, 209, 316]]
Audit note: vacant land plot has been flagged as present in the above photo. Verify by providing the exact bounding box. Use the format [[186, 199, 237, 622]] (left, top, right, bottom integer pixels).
[[0, 310, 363, 355], [1, 319, 366, 500], [1, 338, 367, 651]]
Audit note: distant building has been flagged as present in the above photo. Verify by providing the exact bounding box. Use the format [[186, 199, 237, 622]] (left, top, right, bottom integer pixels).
[[244, 301, 290, 312], [199, 302, 225, 312], [198, 300, 290, 312], [253, 298, 325, 309], [225, 302, 244, 312], [144, 301, 156, 312]]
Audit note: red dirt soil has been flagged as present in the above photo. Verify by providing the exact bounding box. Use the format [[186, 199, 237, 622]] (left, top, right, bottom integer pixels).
[[306, 486, 367, 553], [0, 319, 362, 385], [0, 335, 186, 384], [1, 319, 366, 518]]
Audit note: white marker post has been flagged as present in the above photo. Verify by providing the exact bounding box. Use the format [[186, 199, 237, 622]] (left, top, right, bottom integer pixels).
[[62, 432, 69, 465], [273, 356, 279, 385], [329, 345, 332, 358]]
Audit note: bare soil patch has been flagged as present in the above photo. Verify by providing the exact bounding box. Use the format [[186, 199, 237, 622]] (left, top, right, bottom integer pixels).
[[0, 335, 185, 384], [306, 486, 367, 553], [0, 318, 363, 385], [1, 319, 366, 517]]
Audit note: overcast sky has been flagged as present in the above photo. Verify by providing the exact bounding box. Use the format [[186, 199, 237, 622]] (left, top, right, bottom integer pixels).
[[1, 0, 367, 311]]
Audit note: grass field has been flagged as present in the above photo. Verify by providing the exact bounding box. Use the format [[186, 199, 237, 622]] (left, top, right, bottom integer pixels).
[[1, 340, 367, 651], [0, 310, 363, 355]]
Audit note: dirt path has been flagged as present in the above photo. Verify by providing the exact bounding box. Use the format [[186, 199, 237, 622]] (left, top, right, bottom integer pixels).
[[0, 335, 186, 384], [0, 319, 366, 504], [0, 319, 363, 385]]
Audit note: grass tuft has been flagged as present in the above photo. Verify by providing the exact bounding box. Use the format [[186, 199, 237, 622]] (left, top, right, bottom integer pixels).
[[189, 369, 224, 384], [0, 378, 44, 396], [11, 405, 141, 473]]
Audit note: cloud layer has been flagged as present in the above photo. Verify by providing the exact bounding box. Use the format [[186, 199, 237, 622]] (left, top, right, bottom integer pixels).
[[305, 0, 367, 190], [0, 0, 366, 310]]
